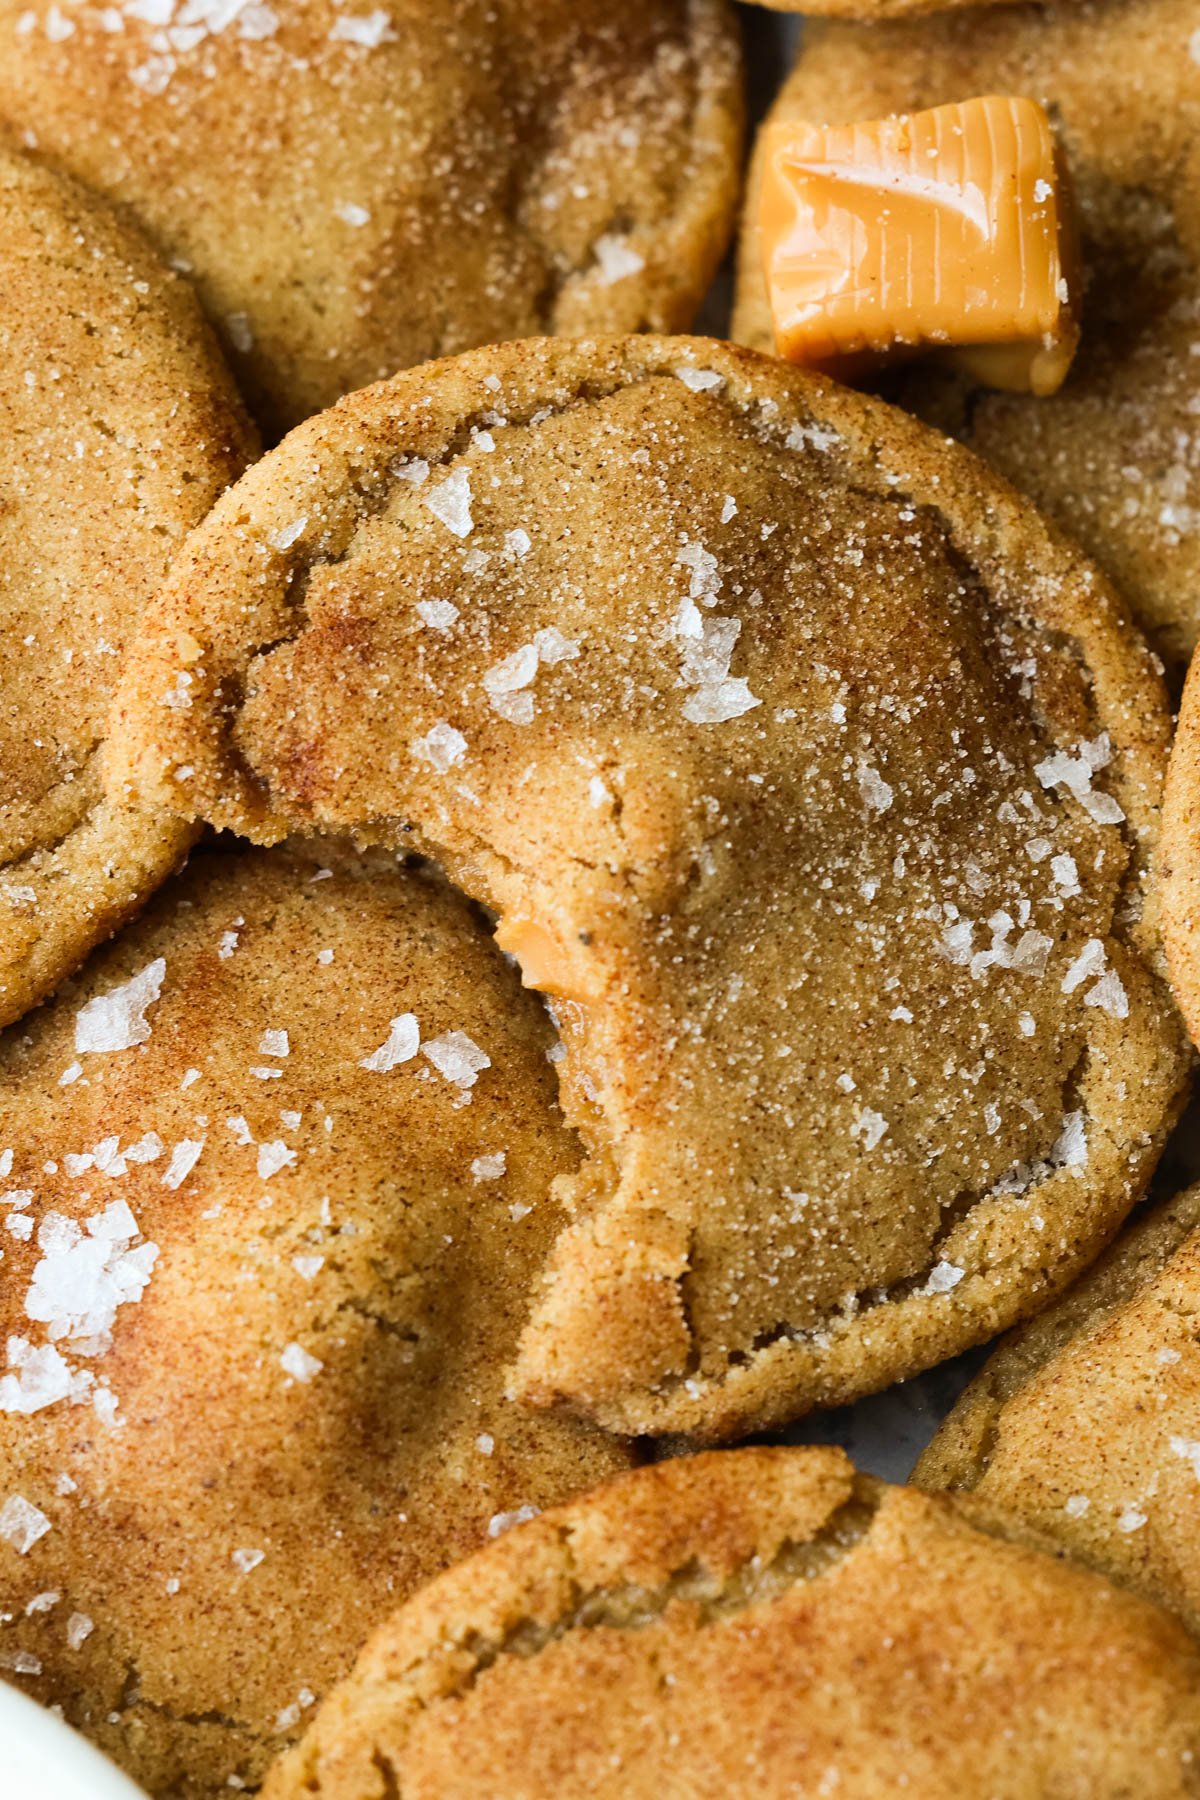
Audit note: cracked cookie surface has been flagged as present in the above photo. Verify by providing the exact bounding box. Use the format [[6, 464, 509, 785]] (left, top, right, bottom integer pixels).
[[0, 142, 253, 1029], [0, 0, 743, 435], [264, 1445, 1200, 1799], [733, 0, 1200, 664], [917, 1182, 1200, 1640], [106, 334, 1188, 1441], [0, 837, 633, 1798]]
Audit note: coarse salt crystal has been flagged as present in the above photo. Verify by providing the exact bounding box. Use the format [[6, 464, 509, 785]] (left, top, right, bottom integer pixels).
[[415, 599, 459, 632], [256, 1140, 296, 1181], [850, 1109, 888, 1151], [162, 1139, 204, 1189], [280, 1342, 322, 1382], [75, 959, 165, 1054], [360, 1013, 420, 1073], [593, 234, 645, 285], [423, 467, 473, 538], [0, 1494, 50, 1554], [232, 1548, 264, 1573], [66, 1612, 93, 1650], [1117, 1506, 1147, 1533], [423, 1031, 490, 1090], [411, 722, 467, 773], [328, 8, 393, 45], [1064, 1494, 1090, 1518], [471, 1153, 506, 1182], [487, 1504, 538, 1538], [674, 367, 723, 392], [922, 1260, 964, 1295], [258, 1029, 289, 1057]]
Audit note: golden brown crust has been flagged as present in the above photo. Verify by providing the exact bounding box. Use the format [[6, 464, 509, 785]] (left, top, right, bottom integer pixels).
[[0, 838, 633, 1797], [0, 0, 744, 434], [104, 333, 1187, 1441], [264, 1446, 1200, 1799], [1163, 657, 1200, 1044], [916, 1182, 1200, 1639], [733, 0, 1200, 663], [0, 141, 254, 1029]]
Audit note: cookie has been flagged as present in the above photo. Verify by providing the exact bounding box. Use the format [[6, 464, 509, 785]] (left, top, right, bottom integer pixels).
[[733, 0, 1200, 664], [104, 333, 1188, 1443], [1162, 659, 1200, 1042], [263, 1445, 1200, 1799], [0, 142, 253, 1030], [0, 1, 743, 436], [917, 1183, 1200, 1640], [0, 838, 634, 1797]]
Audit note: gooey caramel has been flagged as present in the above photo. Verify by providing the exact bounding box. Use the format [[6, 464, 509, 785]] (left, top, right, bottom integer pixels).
[[760, 95, 1080, 397]]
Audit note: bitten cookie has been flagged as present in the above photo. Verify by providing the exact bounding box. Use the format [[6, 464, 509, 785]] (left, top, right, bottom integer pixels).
[[733, 0, 1200, 663], [917, 1184, 1200, 1641], [0, 839, 633, 1797], [0, 0, 743, 435], [264, 1446, 1200, 1800], [0, 142, 253, 1028], [105, 335, 1188, 1442]]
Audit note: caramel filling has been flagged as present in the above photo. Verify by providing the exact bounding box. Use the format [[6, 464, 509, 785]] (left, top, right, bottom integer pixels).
[[760, 95, 1080, 397]]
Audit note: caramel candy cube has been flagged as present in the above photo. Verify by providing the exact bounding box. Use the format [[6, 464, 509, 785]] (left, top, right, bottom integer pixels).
[[760, 95, 1080, 397]]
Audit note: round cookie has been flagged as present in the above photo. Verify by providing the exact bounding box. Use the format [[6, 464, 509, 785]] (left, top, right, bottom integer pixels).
[[0, 838, 634, 1798], [1162, 659, 1200, 1042], [916, 1184, 1200, 1641], [733, 0, 1200, 665], [264, 1446, 1200, 1799], [0, 0, 743, 436], [0, 142, 253, 1030], [105, 334, 1188, 1443]]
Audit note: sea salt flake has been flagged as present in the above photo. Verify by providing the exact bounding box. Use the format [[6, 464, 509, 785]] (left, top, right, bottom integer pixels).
[[483, 644, 539, 696], [487, 1504, 538, 1538], [1166, 1433, 1200, 1484], [423, 1031, 490, 1090], [162, 1138, 204, 1189], [415, 599, 459, 632], [258, 1029, 289, 1057], [1035, 736, 1125, 826], [328, 8, 393, 45], [423, 467, 473, 538], [1050, 1110, 1088, 1172], [0, 1494, 50, 1554], [359, 1013, 420, 1072], [856, 762, 894, 813], [471, 1153, 506, 1182], [531, 627, 580, 666], [411, 722, 466, 773], [674, 366, 723, 392], [0, 1342, 87, 1415], [850, 1109, 888, 1151], [1062, 938, 1107, 994], [232, 1548, 264, 1574], [1118, 1506, 1147, 1533], [268, 516, 307, 552], [503, 528, 531, 560], [280, 1341, 322, 1382], [682, 678, 760, 724], [66, 1612, 93, 1650], [75, 959, 165, 1054], [25, 1591, 59, 1614], [335, 200, 370, 228], [922, 1260, 964, 1295], [1084, 967, 1129, 1020], [291, 1254, 324, 1281], [256, 1140, 296, 1181], [593, 234, 644, 285], [225, 311, 254, 354], [1064, 1494, 1090, 1518]]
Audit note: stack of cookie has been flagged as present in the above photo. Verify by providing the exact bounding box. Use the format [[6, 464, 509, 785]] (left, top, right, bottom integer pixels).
[[1, 3, 1199, 1795]]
